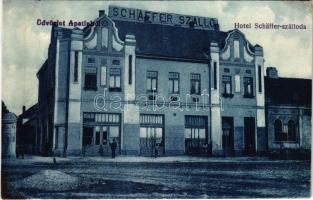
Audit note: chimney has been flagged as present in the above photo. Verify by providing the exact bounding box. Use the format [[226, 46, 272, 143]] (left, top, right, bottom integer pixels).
[[266, 67, 278, 79], [99, 10, 105, 17], [22, 106, 26, 113]]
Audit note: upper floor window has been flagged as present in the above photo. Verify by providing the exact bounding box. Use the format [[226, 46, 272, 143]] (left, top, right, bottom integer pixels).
[[112, 59, 120, 65], [244, 77, 253, 98], [222, 75, 233, 97], [147, 71, 158, 92], [169, 72, 179, 94], [84, 67, 97, 90], [109, 68, 121, 92], [87, 57, 96, 64], [190, 73, 201, 95], [74, 51, 79, 83], [258, 65, 262, 93]]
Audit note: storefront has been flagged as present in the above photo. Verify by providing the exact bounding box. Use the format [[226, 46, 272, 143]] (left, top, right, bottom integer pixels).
[[139, 114, 164, 157], [184, 115, 208, 155], [82, 113, 121, 156]]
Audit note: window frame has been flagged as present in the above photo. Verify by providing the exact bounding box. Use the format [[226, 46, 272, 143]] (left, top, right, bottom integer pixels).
[[109, 68, 121, 92], [146, 71, 158, 93], [222, 75, 233, 97], [190, 73, 201, 95], [243, 77, 254, 98], [84, 68, 97, 91], [169, 72, 180, 94]]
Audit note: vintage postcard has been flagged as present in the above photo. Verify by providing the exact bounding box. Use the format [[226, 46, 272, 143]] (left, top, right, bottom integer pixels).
[[1, 0, 312, 199]]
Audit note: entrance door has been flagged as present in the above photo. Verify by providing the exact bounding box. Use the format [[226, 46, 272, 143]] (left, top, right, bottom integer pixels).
[[222, 117, 234, 155], [244, 117, 256, 154], [140, 127, 164, 156]]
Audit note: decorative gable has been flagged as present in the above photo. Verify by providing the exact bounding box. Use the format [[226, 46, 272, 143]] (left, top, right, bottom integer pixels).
[[83, 15, 124, 53]]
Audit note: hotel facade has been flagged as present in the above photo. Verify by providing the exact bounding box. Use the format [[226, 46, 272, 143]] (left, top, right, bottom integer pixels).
[[20, 6, 310, 157]]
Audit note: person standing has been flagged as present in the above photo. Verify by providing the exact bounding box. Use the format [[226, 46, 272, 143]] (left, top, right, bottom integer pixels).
[[110, 139, 117, 158]]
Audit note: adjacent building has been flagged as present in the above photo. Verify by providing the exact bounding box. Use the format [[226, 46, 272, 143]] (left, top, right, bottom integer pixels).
[[18, 6, 311, 157], [265, 67, 311, 153]]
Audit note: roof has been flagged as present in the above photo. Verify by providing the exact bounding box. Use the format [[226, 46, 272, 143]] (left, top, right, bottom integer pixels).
[[265, 77, 312, 107], [113, 20, 228, 61], [19, 104, 38, 119]]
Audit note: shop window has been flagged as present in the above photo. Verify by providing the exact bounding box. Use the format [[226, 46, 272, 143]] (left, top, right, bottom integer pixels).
[[222, 75, 233, 97], [168, 72, 179, 94], [110, 126, 119, 138], [147, 71, 158, 92], [244, 77, 254, 98], [190, 73, 201, 95], [109, 68, 121, 92], [102, 127, 108, 145]]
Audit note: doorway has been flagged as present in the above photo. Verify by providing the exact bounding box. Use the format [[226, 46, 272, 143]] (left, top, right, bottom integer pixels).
[[222, 117, 234, 155], [244, 117, 256, 155]]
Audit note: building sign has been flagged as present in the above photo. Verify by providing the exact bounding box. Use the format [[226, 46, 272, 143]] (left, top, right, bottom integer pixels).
[[108, 6, 219, 31]]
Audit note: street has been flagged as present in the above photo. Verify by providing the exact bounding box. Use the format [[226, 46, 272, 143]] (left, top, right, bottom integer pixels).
[[1, 156, 310, 198]]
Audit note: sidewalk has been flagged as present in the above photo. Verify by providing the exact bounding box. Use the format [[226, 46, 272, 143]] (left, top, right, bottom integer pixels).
[[2, 154, 305, 165]]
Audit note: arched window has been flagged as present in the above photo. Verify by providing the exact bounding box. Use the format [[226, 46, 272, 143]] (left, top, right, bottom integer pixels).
[[274, 119, 283, 141], [288, 120, 297, 141]]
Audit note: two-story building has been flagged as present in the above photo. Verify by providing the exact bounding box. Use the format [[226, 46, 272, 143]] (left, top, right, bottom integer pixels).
[[30, 6, 269, 157]]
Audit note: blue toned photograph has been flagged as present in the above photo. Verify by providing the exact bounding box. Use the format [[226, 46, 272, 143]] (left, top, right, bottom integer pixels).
[[1, 1, 311, 199]]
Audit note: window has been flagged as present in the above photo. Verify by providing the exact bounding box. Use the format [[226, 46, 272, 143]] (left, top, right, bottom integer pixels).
[[213, 62, 217, 89], [185, 128, 206, 139], [168, 72, 179, 94], [246, 69, 252, 74], [74, 51, 79, 83], [222, 75, 232, 97], [100, 66, 107, 86], [274, 119, 283, 141], [87, 57, 95, 64], [287, 120, 297, 141], [109, 68, 121, 92], [84, 67, 97, 90], [234, 40, 240, 58], [190, 73, 201, 95], [110, 126, 119, 138], [112, 59, 120, 65], [102, 127, 108, 145], [258, 65, 262, 93], [147, 71, 158, 92], [128, 55, 132, 85], [224, 68, 230, 73], [244, 77, 253, 97], [235, 75, 240, 92], [95, 126, 100, 145]]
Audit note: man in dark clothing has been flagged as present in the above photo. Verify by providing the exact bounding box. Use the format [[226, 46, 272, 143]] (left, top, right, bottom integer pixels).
[[110, 139, 117, 158]]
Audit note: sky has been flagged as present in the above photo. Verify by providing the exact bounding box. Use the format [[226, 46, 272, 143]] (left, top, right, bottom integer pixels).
[[2, 0, 312, 115]]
